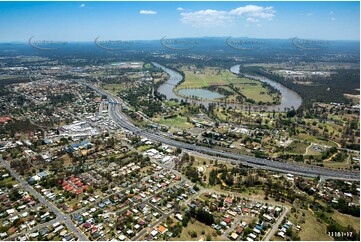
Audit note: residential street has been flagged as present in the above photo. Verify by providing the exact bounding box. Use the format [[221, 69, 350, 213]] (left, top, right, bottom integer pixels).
[[0, 158, 88, 241]]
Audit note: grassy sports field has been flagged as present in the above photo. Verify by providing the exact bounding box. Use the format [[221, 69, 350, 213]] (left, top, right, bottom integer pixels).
[[171, 220, 222, 241], [154, 116, 194, 129], [103, 83, 125, 95]]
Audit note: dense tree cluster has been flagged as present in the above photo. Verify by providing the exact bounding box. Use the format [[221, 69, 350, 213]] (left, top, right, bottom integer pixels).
[[184, 207, 215, 226], [331, 198, 360, 217], [242, 66, 359, 108]]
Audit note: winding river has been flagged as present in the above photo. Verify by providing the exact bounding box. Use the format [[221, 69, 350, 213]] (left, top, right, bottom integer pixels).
[[230, 65, 303, 111], [154, 62, 302, 111]]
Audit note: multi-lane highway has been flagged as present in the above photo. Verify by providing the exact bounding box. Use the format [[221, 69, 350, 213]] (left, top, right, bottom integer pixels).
[[83, 82, 359, 181]]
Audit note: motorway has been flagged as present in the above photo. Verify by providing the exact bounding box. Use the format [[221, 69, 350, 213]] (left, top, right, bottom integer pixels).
[[82, 81, 359, 181], [0, 158, 88, 241]]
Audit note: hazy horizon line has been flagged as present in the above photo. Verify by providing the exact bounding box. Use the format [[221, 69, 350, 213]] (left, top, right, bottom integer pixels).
[[1, 36, 360, 43]]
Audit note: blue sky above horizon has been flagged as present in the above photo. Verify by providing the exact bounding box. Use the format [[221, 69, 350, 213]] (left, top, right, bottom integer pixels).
[[0, 1, 359, 42]]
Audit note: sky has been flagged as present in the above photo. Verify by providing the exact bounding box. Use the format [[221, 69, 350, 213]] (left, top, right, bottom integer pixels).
[[0, 1, 359, 42]]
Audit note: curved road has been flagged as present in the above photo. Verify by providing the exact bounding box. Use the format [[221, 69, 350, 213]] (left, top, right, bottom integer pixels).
[[82, 82, 359, 181]]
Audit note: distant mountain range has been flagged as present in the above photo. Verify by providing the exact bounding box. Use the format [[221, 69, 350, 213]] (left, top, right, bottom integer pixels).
[[0, 37, 359, 61]]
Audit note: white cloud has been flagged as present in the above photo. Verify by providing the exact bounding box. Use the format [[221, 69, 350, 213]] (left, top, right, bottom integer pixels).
[[139, 10, 157, 15], [177, 7, 191, 12], [307, 12, 313, 16], [331, 17, 336, 21], [329, 11, 334, 15], [181, 9, 233, 27], [180, 5, 275, 27], [230, 5, 275, 20], [80, 4, 86, 8], [247, 17, 260, 23]]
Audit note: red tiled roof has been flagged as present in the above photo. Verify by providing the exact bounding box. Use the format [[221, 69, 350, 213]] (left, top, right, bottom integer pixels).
[[66, 207, 74, 213], [64, 185, 73, 191], [7, 227, 17, 234], [75, 189, 82, 194], [224, 217, 232, 224], [91, 226, 99, 233], [83, 222, 91, 228], [0, 117, 11, 123], [225, 197, 233, 204], [236, 226, 244, 234], [69, 177, 78, 182]]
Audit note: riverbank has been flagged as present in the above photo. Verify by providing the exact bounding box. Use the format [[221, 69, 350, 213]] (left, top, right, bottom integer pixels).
[[155, 62, 303, 111]]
